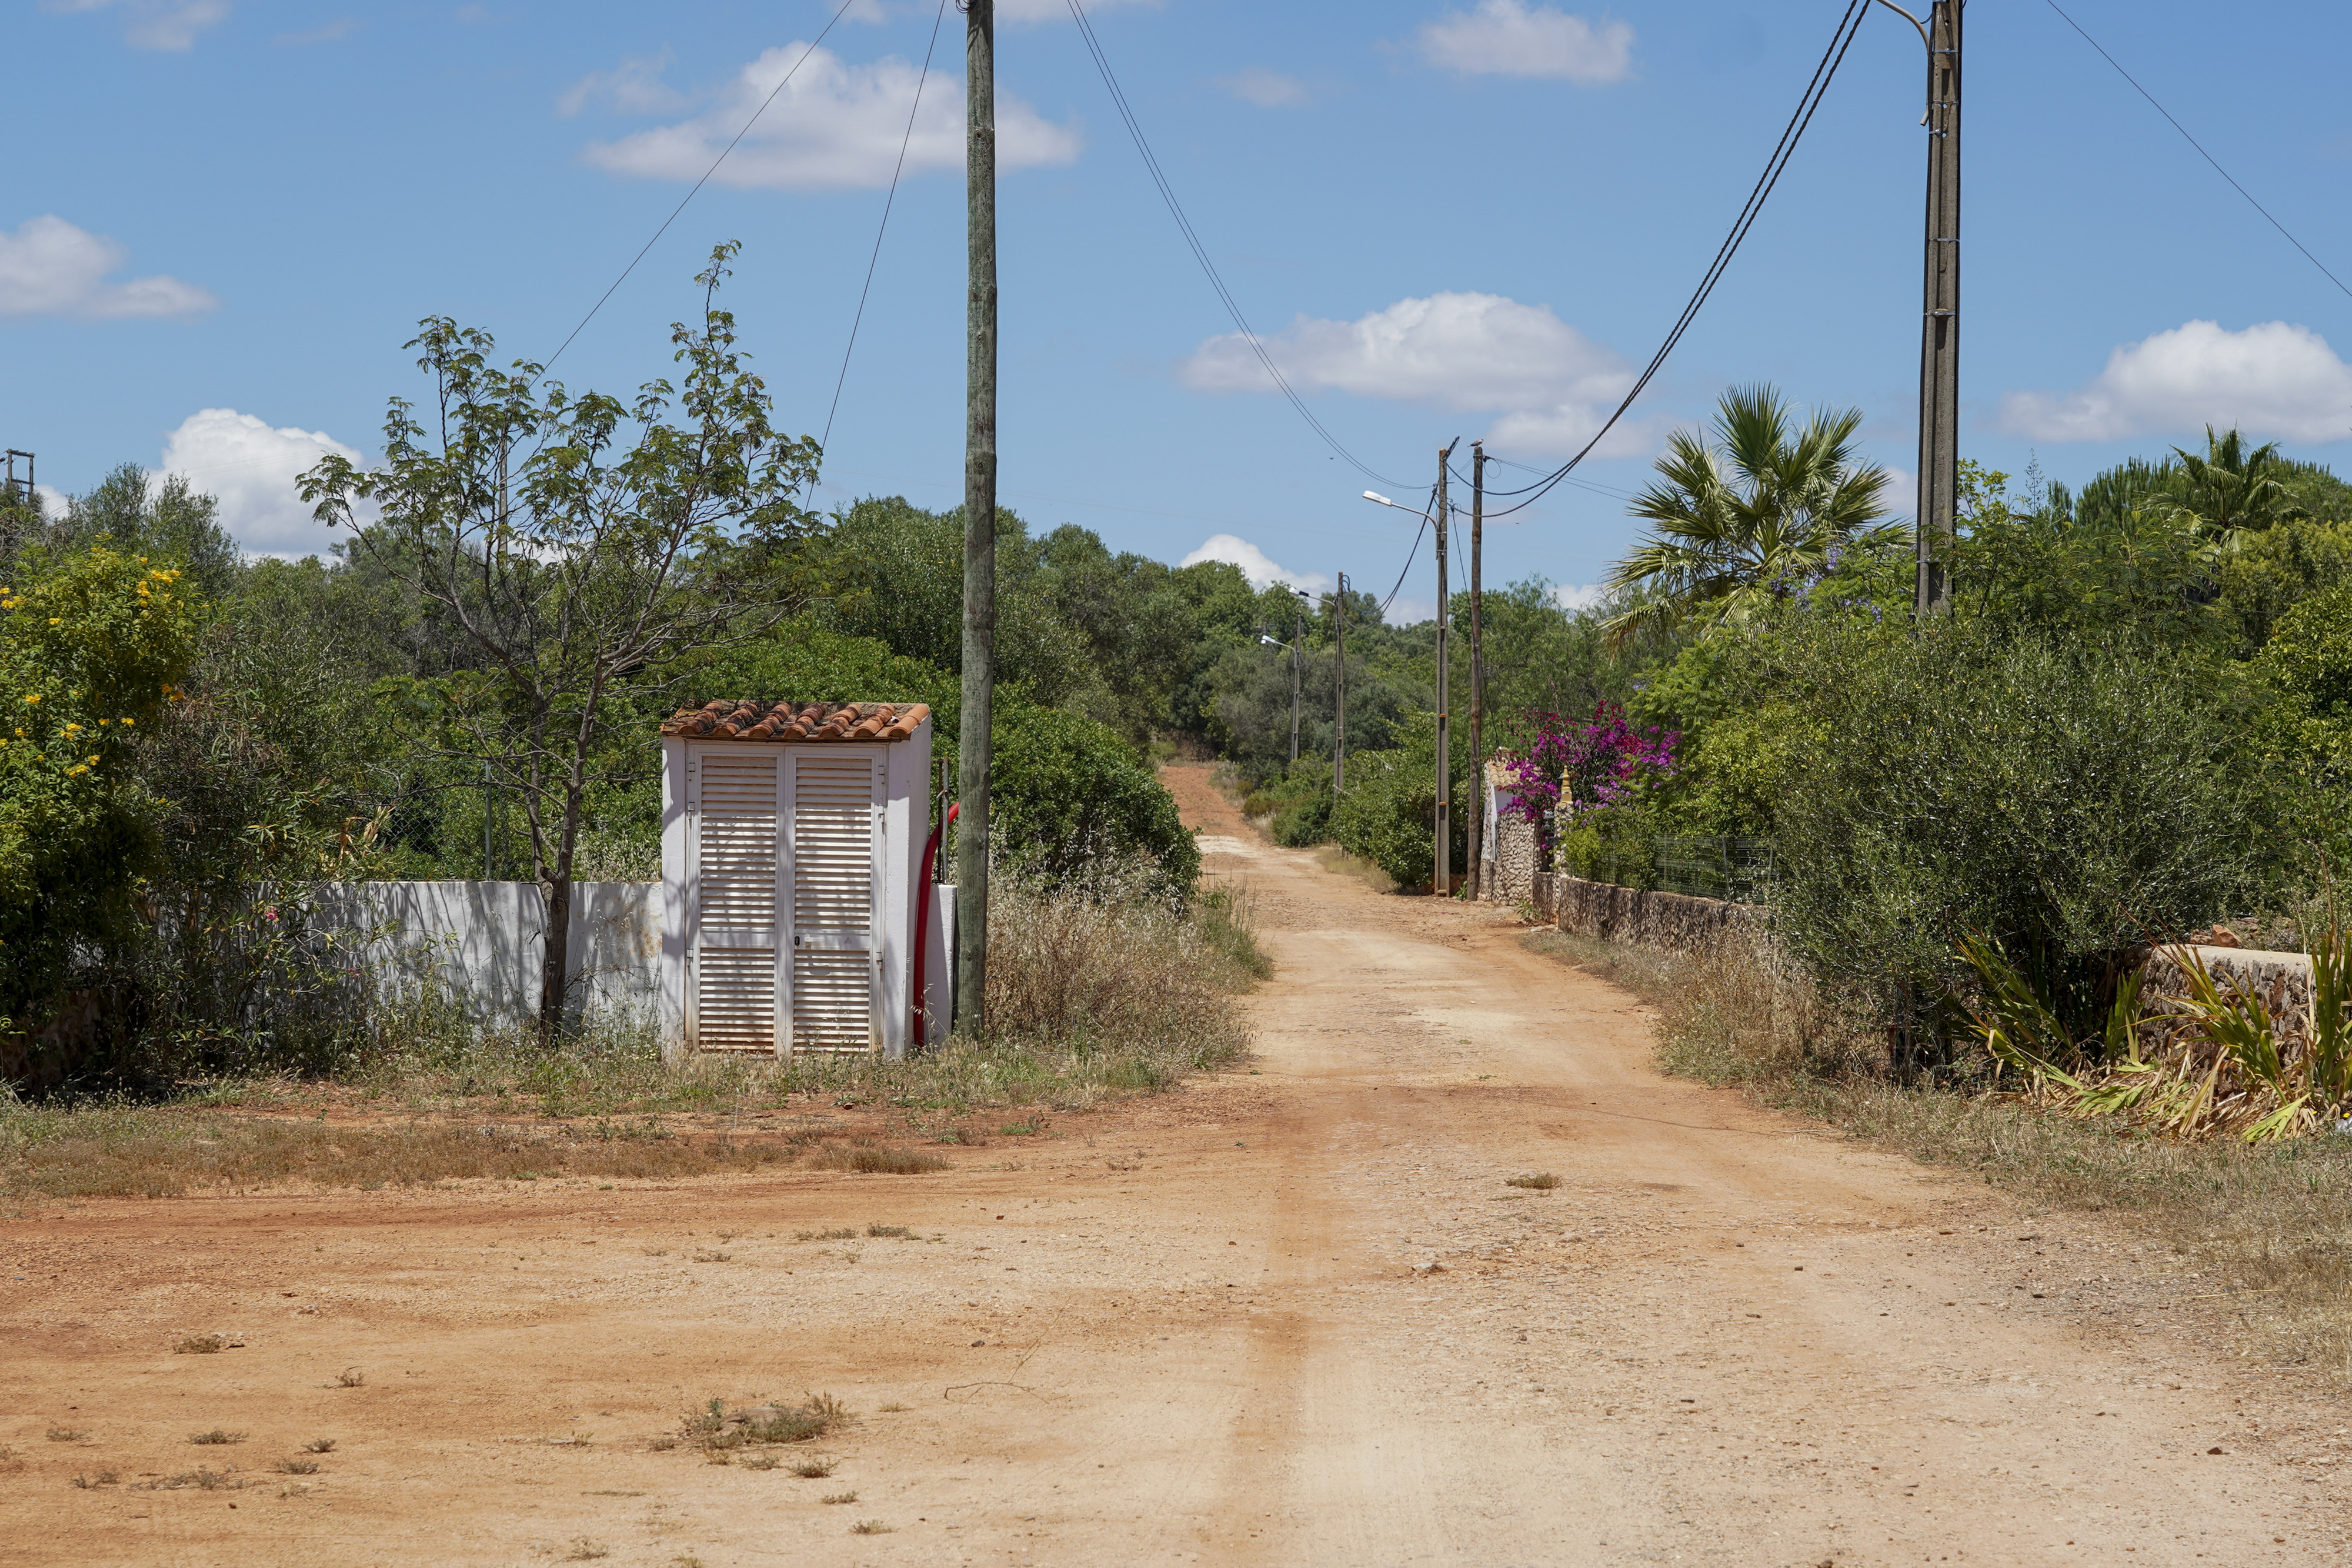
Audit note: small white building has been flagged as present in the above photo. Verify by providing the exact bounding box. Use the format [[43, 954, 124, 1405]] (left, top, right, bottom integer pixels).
[[658, 699, 939, 1060]]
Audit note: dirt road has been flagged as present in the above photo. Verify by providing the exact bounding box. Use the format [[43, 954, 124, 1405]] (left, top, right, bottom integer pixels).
[[4, 762, 2346, 1566]]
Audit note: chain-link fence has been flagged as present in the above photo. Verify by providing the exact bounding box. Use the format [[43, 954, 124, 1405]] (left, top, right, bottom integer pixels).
[[1654, 835, 1774, 903]]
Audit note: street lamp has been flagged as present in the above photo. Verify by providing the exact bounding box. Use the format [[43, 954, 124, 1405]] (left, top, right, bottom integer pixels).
[[1867, 0, 1959, 617], [1259, 585, 1312, 765]]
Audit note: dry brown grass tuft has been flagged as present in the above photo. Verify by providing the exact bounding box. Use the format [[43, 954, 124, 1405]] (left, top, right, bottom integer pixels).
[[1539, 925, 2352, 1377], [188, 1429, 246, 1446], [682, 1394, 850, 1452], [45, 1427, 86, 1443], [790, 1456, 838, 1479], [273, 1457, 321, 1475], [1504, 1172, 1560, 1190], [808, 1141, 949, 1176]]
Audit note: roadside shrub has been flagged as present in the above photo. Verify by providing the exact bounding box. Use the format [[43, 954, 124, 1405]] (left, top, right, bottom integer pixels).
[[1331, 711, 1463, 890], [1245, 759, 1335, 847], [988, 706, 1200, 902], [1766, 617, 2259, 1055]]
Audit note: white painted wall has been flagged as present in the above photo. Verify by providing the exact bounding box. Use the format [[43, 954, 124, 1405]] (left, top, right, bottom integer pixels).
[[314, 880, 660, 1029]]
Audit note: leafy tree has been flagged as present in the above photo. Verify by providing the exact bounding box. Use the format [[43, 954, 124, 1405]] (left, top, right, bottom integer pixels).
[[1604, 384, 1895, 648], [301, 242, 823, 1037], [0, 543, 199, 1043]]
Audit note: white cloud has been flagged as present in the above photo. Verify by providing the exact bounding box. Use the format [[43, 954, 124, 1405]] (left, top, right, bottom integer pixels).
[[583, 44, 1081, 191], [1416, 1, 1633, 84], [46, 0, 229, 51], [996, 0, 1157, 20], [1386, 594, 1436, 626], [155, 409, 363, 556], [34, 483, 72, 519], [1996, 319, 2352, 445], [1180, 290, 1661, 459], [0, 216, 215, 319], [560, 49, 690, 116], [1180, 534, 1331, 595], [1550, 582, 1606, 612], [1220, 67, 1307, 107], [1182, 291, 1627, 411]]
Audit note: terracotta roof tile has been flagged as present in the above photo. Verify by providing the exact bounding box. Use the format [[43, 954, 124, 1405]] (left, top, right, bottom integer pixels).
[[659, 699, 931, 743]]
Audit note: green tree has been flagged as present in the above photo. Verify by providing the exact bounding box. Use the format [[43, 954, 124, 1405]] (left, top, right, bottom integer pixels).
[[301, 242, 823, 1037], [0, 543, 200, 1043], [1604, 384, 1895, 648], [2163, 426, 2307, 547]]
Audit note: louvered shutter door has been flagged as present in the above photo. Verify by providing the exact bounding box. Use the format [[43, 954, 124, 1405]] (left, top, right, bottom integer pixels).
[[786, 751, 883, 1055], [689, 750, 781, 1053]]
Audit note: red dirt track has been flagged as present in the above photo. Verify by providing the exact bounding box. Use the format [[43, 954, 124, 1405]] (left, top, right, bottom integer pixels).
[[2, 762, 2344, 1566]]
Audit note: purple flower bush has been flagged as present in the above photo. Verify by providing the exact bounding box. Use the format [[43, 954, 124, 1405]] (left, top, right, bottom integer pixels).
[[1500, 702, 1679, 836]]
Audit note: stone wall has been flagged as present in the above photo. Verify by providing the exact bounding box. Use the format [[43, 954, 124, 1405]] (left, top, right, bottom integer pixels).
[[1485, 814, 1539, 908], [1530, 872, 1766, 953]]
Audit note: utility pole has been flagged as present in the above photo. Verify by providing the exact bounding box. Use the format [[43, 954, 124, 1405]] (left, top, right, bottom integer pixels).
[[1287, 588, 1305, 766], [1466, 442, 1486, 902], [956, 0, 996, 1034], [1913, 0, 1960, 618], [1333, 572, 1347, 799], [1432, 441, 1457, 898]]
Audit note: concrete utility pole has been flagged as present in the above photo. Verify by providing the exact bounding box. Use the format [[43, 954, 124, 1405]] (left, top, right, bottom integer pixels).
[[1913, 0, 1960, 617], [1333, 572, 1347, 799], [1287, 588, 1306, 766], [956, 0, 996, 1033], [1466, 442, 1486, 902], [1432, 441, 1457, 898]]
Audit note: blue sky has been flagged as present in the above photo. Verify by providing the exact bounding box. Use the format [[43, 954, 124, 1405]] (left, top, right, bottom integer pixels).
[[9, 0, 2352, 621]]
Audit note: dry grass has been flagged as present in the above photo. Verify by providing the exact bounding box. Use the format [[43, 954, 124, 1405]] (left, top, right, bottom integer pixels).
[[302, 1437, 336, 1453], [682, 1394, 849, 1453], [1504, 1172, 1560, 1190], [850, 1520, 892, 1535], [1530, 926, 2352, 1377], [45, 1427, 86, 1443], [789, 1457, 838, 1479], [273, 1457, 321, 1475], [333, 1368, 363, 1388], [173, 1333, 227, 1355], [1312, 843, 1398, 895], [188, 1429, 245, 1446], [807, 1141, 949, 1176], [820, 1490, 858, 1505]]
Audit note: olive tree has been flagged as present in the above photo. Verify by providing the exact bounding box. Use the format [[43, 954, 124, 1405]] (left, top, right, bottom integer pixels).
[[301, 243, 822, 1037]]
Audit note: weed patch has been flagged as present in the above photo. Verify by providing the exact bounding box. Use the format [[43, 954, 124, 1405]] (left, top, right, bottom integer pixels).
[[189, 1430, 246, 1446], [1504, 1172, 1560, 1190], [45, 1427, 86, 1443], [809, 1141, 949, 1176], [790, 1457, 838, 1479], [274, 1457, 321, 1475], [682, 1394, 849, 1452]]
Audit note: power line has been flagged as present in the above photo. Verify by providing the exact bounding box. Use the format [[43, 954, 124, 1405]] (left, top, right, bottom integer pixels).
[[1480, 0, 1870, 519], [1376, 488, 1439, 619], [823, 0, 950, 452], [536, 0, 867, 380], [2043, 0, 2352, 306], [1063, 0, 1413, 490]]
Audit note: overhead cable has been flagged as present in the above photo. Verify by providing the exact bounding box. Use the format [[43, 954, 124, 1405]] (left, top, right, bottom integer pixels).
[[2043, 0, 2352, 305], [823, 0, 952, 453], [536, 0, 867, 379], [1479, 0, 1871, 519], [1063, 0, 1414, 489]]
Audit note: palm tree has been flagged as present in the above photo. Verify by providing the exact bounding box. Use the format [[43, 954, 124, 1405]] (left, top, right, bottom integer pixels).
[[2163, 425, 2306, 547], [1603, 384, 1895, 648]]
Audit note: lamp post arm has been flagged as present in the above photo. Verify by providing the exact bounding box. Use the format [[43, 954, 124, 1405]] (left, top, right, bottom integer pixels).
[[1867, 0, 1930, 52]]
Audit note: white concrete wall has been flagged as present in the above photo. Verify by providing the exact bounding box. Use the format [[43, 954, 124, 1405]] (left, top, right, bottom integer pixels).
[[315, 880, 660, 1030]]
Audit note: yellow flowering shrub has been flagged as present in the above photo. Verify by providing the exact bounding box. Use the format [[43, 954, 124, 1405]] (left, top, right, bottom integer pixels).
[[0, 544, 199, 1017]]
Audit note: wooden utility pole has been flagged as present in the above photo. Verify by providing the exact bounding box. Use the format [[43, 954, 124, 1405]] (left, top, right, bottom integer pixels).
[[1466, 442, 1486, 902], [1333, 572, 1347, 799], [1914, 0, 1960, 618], [956, 0, 996, 1033], [1432, 441, 1456, 898]]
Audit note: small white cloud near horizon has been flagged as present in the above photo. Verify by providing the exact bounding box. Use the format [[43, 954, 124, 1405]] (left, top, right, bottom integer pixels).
[[1550, 582, 1607, 613], [1180, 290, 1660, 460], [583, 44, 1080, 191], [560, 49, 690, 116], [1180, 534, 1332, 595], [46, 0, 228, 51], [1386, 594, 1436, 626], [1221, 66, 1308, 106], [0, 216, 216, 319], [1417, 1, 1633, 84], [155, 409, 363, 557], [1998, 319, 2352, 445]]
